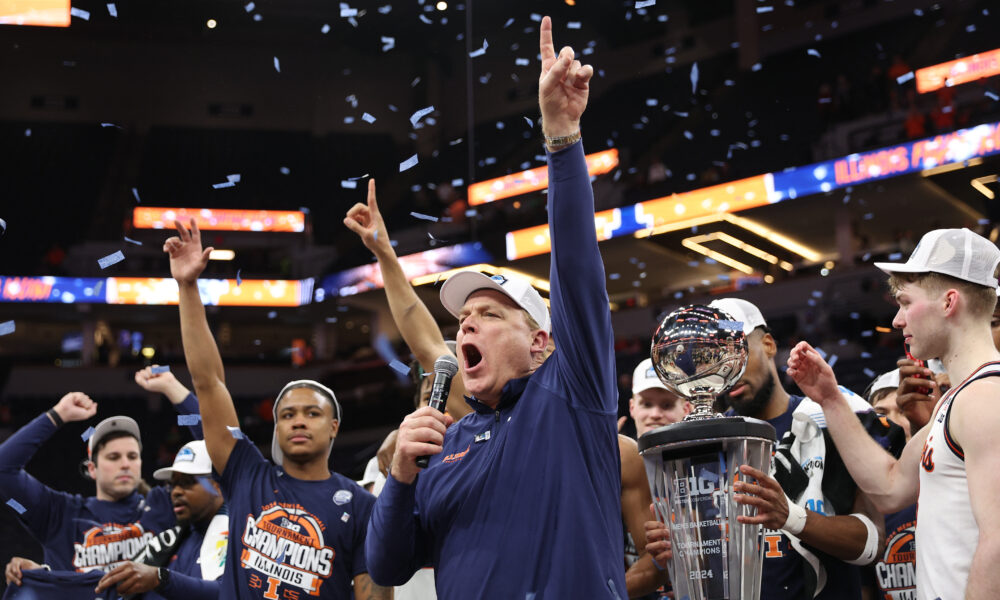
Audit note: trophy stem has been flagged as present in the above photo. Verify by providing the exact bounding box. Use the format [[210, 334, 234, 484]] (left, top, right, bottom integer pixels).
[[685, 391, 717, 420]]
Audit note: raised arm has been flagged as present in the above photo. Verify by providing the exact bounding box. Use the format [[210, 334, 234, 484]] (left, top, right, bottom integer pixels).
[[344, 180, 469, 420], [787, 342, 922, 513], [538, 16, 615, 411], [164, 218, 238, 474], [0, 393, 95, 540], [134, 366, 203, 439]]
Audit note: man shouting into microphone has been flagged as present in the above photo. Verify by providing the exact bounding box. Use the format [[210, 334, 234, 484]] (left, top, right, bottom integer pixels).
[[365, 16, 625, 599]]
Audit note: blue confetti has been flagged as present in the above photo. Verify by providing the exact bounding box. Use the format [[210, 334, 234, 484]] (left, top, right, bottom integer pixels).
[[860, 352, 872, 359], [399, 154, 418, 172], [273, 56, 281, 72], [381, 36, 395, 51], [986, 91, 999, 101], [850, 312, 860, 319], [321, 23, 331, 34], [515, 58, 530, 66], [814, 347, 827, 359], [862, 368, 876, 379], [178, 414, 201, 426], [23, 128, 30, 136], [410, 212, 439, 222], [807, 48, 821, 58], [151, 365, 170, 374], [896, 71, 914, 85], [756, 5, 772, 13], [567, 21, 581, 29], [197, 476, 218, 497], [689, 61, 698, 94], [107, 3, 117, 17], [227, 174, 240, 183], [469, 39, 488, 58], [888, 252, 903, 260], [236, 269, 242, 286], [81, 426, 96, 442], [124, 236, 142, 246], [98, 250, 125, 270], [419, 14, 432, 24], [341, 180, 358, 189], [131, 187, 141, 203], [70, 7, 90, 19], [268, 311, 277, 319], [0, 321, 14, 336], [280, 166, 291, 175], [503, 17, 514, 28], [0, 218, 5, 234], [751, 62, 762, 72], [388, 360, 411, 376], [5, 499, 26, 515], [828, 354, 838, 368], [244, 1, 254, 11], [101, 123, 118, 129], [410, 106, 434, 127], [212, 181, 235, 189], [861, 330, 874, 338], [340, 6, 357, 17], [226, 426, 244, 440], [362, 112, 376, 124]]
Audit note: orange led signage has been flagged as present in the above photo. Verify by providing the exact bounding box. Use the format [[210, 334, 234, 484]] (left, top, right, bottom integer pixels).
[[0, 0, 70, 27], [505, 174, 772, 260], [916, 49, 1000, 94], [106, 277, 309, 307], [133, 207, 305, 233], [468, 149, 619, 206]]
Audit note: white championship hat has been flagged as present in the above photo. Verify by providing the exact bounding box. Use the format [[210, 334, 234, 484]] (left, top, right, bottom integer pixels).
[[632, 358, 671, 395], [439, 271, 551, 332], [874, 228, 1000, 288], [867, 369, 900, 401], [708, 298, 768, 335], [153, 440, 213, 480]]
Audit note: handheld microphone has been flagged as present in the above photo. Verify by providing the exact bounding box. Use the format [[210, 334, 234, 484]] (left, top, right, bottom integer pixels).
[[416, 354, 459, 469]]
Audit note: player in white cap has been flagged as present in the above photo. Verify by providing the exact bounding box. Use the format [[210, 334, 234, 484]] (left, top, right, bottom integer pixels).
[[95, 440, 228, 599], [788, 227, 1000, 598], [629, 358, 691, 437]]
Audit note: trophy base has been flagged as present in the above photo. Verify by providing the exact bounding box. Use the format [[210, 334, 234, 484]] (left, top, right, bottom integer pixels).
[[638, 417, 775, 600]]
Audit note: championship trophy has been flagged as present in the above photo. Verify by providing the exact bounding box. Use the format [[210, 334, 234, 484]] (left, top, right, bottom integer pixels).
[[637, 305, 776, 599]]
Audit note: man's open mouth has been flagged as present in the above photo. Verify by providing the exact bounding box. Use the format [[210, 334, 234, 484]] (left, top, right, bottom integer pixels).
[[462, 343, 483, 369]]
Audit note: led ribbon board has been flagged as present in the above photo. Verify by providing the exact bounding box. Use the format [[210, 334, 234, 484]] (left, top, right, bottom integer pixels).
[[133, 207, 306, 233]]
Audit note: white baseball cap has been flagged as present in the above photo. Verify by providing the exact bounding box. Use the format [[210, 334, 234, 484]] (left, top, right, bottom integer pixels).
[[271, 380, 341, 467], [632, 358, 670, 395], [708, 298, 768, 335], [440, 271, 551, 332], [153, 440, 213, 480], [867, 369, 900, 400], [875, 228, 1000, 288], [88, 416, 142, 459]]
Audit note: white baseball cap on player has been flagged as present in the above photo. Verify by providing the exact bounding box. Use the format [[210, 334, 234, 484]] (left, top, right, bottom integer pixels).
[[153, 440, 213, 480], [270, 380, 341, 467], [632, 358, 671, 395], [867, 369, 900, 401], [708, 298, 768, 335], [440, 271, 551, 333], [874, 228, 1000, 288], [87, 416, 142, 459]]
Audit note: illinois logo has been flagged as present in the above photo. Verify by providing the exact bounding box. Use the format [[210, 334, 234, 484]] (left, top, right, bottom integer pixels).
[[921, 436, 935, 472], [73, 522, 153, 572], [241, 502, 335, 597]]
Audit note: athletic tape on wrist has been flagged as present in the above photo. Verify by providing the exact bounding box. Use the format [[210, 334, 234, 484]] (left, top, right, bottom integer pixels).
[[781, 498, 807, 535], [846, 513, 880, 565]]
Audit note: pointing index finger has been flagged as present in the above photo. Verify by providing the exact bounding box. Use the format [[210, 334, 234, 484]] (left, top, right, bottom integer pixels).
[[539, 16, 555, 65]]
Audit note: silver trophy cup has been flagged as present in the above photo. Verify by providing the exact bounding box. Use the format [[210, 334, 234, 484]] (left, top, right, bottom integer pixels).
[[638, 305, 776, 600]]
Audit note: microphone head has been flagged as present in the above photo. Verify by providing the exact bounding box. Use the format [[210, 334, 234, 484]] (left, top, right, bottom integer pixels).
[[434, 354, 460, 377]]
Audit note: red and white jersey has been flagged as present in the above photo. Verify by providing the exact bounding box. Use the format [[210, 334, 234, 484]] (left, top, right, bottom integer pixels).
[[916, 361, 1000, 600]]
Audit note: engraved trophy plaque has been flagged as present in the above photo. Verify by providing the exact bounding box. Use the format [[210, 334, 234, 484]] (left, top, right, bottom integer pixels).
[[638, 305, 776, 599]]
